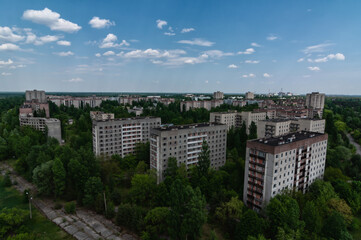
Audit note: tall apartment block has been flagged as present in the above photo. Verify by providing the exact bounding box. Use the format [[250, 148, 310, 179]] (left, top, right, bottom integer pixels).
[[150, 123, 227, 182], [210, 111, 268, 133], [243, 131, 328, 211], [306, 92, 325, 109], [245, 91, 255, 100], [22, 90, 50, 118], [257, 118, 326, 138], [26, 90, 47, 103], [92, 113, 161, 157], [213, 91, 224, 100]]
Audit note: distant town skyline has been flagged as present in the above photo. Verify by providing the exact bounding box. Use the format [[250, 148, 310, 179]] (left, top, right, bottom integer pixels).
[[0, 0, 359, 94]]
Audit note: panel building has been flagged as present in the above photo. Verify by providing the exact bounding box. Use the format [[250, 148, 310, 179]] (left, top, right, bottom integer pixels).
[[150, 123, 227, 182], [306, 92, 325, 110], [213, 91, 224, 100], [257, 118, 325, 138], [19, 116, 62, 143], [92, 113, 161, 157], [243, 131, 328, 211], [245, 91, 255, 99], [210, 111, 268, 133]]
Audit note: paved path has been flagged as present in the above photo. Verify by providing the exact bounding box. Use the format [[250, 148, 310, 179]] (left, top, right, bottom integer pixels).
[[347, 133, 361, 156], [0, 162, 138, 240]]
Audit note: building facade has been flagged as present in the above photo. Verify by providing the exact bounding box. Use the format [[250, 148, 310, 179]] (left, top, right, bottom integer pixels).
[[48, 95, 108, 108], [213, 91, 224, 100], [150, 123, 227, 183], [243, 131, 328, 211], [180, 100, 223, 112], [257, 118, 326, 138], [26, 90, 47, 103], [92, 116, 161, 157], [306, 92, 325, 110], [19, 116, 62, 143], [245, 92, 255, 99], [210, 111, 267, 133]]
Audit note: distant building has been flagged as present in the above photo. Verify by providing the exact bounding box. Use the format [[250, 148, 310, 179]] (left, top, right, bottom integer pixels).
[[90, 111, 114, 121], [210, 111, 268, 133], [128, 107, 143, 116], [48, 95, 108, 108], [245, 92, 255, 99], [26, 90, 47, 103], [92, 116, 161, 157], [243, 131, 328, 211], [257, 118, 325, 138], [306, 92, 325, 110], [19, 116, 62, 143], [150, 123, 227, 183], [180, 100, 223, 112], [213, 91, 224, 100]]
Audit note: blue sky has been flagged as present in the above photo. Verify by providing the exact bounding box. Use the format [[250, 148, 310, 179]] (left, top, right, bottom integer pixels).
[[0, 0, 360, 94]]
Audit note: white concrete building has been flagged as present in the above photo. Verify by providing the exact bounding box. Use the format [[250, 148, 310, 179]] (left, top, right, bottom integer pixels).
[[19, 116, 62, 143], [150, 123, 227, 183], [213, 91, 224, 100], [244, 131, 328, 211], [92, 116, 161, 157]]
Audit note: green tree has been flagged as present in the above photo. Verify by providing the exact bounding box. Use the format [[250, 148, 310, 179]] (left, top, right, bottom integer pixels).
[[143, 207, 170, 239], [168, 179, 207, 240], [248, 121, 257, 140], [52, 158, 66, 197], [236, 209, 265, 240], [129, 173, 157, 207], [83, 177, 103, 208], [197, 140, 211, 177], [302, 201, 322, 234], [32, 160, 54, 195]]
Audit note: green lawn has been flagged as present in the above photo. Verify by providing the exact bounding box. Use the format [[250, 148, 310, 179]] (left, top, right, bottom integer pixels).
[[0, 176, 73, 240]]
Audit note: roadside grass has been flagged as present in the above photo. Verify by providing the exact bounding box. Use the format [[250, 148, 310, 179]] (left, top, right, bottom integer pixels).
[[0, 175, 73, 240]]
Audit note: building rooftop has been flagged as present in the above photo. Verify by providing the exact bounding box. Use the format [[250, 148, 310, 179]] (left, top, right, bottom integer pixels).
[[153, 122, 225, 131], [251, 131, 325, 146]]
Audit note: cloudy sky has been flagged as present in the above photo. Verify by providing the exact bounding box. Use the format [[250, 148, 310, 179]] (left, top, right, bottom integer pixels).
[[0, 0, 359, 94]]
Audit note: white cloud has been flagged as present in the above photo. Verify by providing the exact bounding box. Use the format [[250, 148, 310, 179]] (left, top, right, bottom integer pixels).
[[0, 59, 13, 65], [205, 80, 209, 84], [203, 50, 233, 58], [25, 31, 61, 45], [267, 34, 278, 41], [297, 57, 305, 62], [89, 16, 115, 29], [66, 77, 83, 82], [0, 43, 20, 51], [22, 8, 81, 33], [228, 64, 238, 69], [95, 53, 101, 57], [100, 33, 130, 48], [0, 27, 24, 42], [181, 28, 195, 33], [122, 48, 186, 59], [251, 42, 261, 47], [164, 32, 176, 36], [311, 53, 345, 63], [177, 38, 215, 47], [244, 60, 260, 64], [237, 48, 255, 55], [308, 66, 320, 71], [57, 40, 71, 46], [1, 72, 11, 76], [54, 51, 74, 56], [302, 43, 334, 54], [241, 73, 256, 78], [103, 50, 115, 56], [156, 19, 167, 29], [263, 73, 271, 78]]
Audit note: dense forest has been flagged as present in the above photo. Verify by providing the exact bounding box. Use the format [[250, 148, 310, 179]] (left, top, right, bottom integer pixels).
[[1, 96, 361, 240]]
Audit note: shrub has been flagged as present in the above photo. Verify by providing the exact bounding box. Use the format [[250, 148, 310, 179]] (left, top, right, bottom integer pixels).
[[116, 203, 146, 233], [54, 202, 62, 210], [2, 173, 12, 187], [64, 202, 76, 214]]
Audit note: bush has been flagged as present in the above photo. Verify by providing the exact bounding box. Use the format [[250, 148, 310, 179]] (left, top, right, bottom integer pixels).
[[64, 202, 76, 214], [54, 202, 62, 210], [116, 203, 146, 233], [2, 173, 12, 187], [105, 201, 115, 219]]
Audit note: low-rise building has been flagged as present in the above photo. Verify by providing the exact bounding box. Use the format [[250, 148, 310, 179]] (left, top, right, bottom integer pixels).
[[90, 111, 115, 121], [150, 123, 227, 182], [19, 116, 62, 143], [243, 131, 328, 211], [127, 107, 144, 116], [92, 116, 161, 157]]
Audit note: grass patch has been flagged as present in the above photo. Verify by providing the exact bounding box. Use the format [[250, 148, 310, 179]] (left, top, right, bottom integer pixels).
[[0, 176, 73, 240]]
